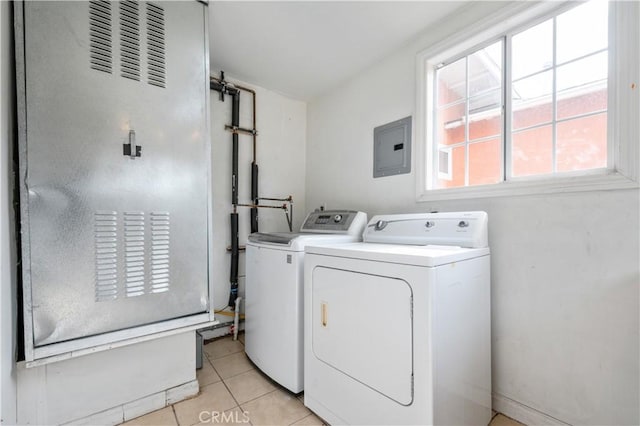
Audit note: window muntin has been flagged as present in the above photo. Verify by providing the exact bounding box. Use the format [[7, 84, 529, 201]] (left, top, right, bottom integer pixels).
[[434, 40, 504, 189], [430, 0, 608, 190]]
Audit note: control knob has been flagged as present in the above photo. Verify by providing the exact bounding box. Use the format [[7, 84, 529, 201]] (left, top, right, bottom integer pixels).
[[333, 214, 343, 223], [374, 220, 387, 231]]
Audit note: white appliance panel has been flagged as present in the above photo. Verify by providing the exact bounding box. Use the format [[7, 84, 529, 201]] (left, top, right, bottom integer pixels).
[[245, 245, 304, 392], [244, 210, 367, 393], [304, 249, 491, 425], [311, 266, 413, 405], [432, 261, 492, 425]]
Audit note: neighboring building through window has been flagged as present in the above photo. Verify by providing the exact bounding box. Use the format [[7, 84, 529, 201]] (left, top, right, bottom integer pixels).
[[430, 0, 609, 190]]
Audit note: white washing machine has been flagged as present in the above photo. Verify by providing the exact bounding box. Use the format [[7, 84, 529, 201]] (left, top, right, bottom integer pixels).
[[245, 210, 367, 393], [304, 211, 491, 425]]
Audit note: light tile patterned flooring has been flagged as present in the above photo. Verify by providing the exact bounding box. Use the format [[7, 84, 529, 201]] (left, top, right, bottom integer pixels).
[[124, 333, 525, 426]]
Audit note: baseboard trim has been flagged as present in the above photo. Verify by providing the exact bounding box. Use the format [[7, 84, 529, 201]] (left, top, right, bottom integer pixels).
[[64, 379, 200, 425], [493, 393, 570, 426]]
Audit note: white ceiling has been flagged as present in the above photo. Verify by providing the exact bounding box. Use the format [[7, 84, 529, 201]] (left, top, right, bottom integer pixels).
[[209, 1, 469, 101]]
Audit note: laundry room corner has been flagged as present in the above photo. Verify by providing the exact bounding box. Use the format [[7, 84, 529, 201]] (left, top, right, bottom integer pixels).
[[207, 75, 308, 336], [305, 2, 640, 425], [1, 0, 638, 424]]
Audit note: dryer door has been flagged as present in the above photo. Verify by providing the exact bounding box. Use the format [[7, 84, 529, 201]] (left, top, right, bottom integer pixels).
[[311, 266, 413, 405]]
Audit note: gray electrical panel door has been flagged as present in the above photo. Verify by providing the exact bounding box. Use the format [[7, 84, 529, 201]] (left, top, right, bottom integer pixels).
[[19, 1, 210, 347]]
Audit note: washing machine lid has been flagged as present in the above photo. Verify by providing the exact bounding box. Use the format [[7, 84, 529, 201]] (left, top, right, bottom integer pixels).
[[246, 210, 368, 252], [248, 232, 363, 252], [248, 232, 303, 245], [305, 242, 489, 267]]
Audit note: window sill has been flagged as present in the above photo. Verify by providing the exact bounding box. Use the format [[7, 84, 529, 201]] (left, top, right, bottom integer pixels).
[[416, 170, 639, 202]]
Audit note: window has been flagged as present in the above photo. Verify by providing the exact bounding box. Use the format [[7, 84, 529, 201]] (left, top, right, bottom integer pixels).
[[417, 0, 639, 200], [435, 40, 504, 188]]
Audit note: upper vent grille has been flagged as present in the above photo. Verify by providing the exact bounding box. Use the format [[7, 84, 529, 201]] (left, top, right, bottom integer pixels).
[[89, 1, 166, 88], [89, 0, 113, 74], [146, 3, 166, 88], [120, 0, 141, 81]]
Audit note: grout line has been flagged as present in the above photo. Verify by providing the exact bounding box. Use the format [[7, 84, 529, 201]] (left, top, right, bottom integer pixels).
[[286, 395, 313, 426], [238, 388, 280, 408], [207, 355, 222, 376], [219, 371, 242, 408], [209, 352, 258, 382], [213, 365, 256, 382], [170, 404, 179, 426], [288, 412, 314, 426], [204, 348, 245, 362], [203, 356, 218, 374]]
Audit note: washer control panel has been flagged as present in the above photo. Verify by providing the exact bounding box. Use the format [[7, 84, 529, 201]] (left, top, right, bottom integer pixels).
[[300, 210, 367, 235], [312, 213, 344, 225]]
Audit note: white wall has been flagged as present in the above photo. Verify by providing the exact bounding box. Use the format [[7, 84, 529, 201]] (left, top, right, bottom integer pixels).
[[210, 76, 306, 317], [306, 2, 639, 425], [0, 1, 17, 423]]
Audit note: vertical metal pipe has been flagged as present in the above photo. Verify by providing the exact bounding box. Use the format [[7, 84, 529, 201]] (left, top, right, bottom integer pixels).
[[250, 162, 258, 233], [232, 91, 240, 127], [250, 90, 258, 232], [232, 134, 238, 206], [210, 75, 245, 310], [230, 91, 241, 308], [233, 296, 242, 341], [228, 212, 239, 307], [251, 90, 257, 162], [231, 93, 240, 206]]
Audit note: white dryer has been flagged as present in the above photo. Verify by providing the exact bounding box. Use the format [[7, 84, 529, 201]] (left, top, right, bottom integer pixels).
[[245, 210, 367, 393], [304, 211, 491, 425]]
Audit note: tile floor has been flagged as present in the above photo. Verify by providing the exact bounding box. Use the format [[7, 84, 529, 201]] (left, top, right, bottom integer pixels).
[[124, 333, 525, 426]]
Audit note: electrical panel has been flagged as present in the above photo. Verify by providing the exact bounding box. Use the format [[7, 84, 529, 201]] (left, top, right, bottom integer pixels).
[[373, 116, 412, 178]]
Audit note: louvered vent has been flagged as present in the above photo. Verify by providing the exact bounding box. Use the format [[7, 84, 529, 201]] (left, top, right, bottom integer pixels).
[[439, 150, 450, 174], [124, 211, 145, 297], [95, 212, 118, 301], [150, 212, 170, 293], [89, 0, 113, 74], [95, 210, 171, 301], [146, 3, 166, 88], [120, 0, 141, 81]]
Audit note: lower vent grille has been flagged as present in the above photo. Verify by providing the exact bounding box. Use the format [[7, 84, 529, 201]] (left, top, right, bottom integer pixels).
[[94, 211, 172, 301], [124, 211, 146, 297], [95, 211, 118, 301], [150, 212, 170, 293]]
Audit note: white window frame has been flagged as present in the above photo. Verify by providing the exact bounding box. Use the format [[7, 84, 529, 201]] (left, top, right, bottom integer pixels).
[[415, 0, 639, 202]]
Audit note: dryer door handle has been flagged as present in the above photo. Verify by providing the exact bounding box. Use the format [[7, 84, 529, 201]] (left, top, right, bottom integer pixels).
[[321, 302, 328, 327]]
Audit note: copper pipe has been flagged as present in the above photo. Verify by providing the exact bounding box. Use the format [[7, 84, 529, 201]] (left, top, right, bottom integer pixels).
[[236, 203, 287, 210], [258, 196, 293, 202]]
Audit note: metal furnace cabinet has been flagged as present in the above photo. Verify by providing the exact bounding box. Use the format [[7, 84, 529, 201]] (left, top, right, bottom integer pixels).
[[14, 0, 214, 362]]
